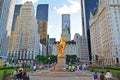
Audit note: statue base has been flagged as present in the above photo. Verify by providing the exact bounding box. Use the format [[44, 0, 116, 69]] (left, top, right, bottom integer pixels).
[[54, 55, 67, 71]]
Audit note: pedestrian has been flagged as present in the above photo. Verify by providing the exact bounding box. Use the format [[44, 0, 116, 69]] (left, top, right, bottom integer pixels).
[[23, 69, 30, 80], [18, 66, 23, 72], [82, 64, 86, 70], [93, 71, 99, 80], [68, 65, 71, 72], [13, 68, 18, 79], [105, 70, 113, 80], [33, 64, 37, 72], [100, 71, 105, 80]]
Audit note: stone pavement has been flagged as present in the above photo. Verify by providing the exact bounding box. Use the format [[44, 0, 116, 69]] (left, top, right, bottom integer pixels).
[[29, 70, 94, 80]]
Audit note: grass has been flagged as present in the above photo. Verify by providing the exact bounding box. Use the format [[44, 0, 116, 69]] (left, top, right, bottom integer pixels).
[[0, 67, 30, 80], [88, 66, 120, 77], [0, 69, 13, 75], [0, 66, 31, 76], [93, 68, 120, 74]]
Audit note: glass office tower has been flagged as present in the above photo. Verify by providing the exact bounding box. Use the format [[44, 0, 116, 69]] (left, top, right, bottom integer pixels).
[[0, 0, 15, 56], [81, 0, 98, 60], [36, 4, 49, 45]]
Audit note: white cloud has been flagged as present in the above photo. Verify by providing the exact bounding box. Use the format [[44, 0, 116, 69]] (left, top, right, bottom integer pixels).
[[16, 0, 38, 4], [54, 0, 80, 14]]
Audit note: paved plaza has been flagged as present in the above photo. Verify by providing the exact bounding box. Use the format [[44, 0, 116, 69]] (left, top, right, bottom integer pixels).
[[29, 70, 94, 80]]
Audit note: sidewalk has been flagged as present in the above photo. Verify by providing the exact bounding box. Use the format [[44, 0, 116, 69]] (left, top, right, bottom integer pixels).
[[29, 69, 94, 80]]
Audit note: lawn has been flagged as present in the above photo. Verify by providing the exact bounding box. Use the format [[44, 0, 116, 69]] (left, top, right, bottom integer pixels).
[[0, 66, 31, 76]]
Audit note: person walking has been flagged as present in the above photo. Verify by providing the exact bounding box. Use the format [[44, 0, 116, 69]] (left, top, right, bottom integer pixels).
[[100, 71, 105, 80], [93, 71, 99, 80], [76, 64, 80, 71], [105, 70, 113, 80], [33, 64, 37, 72]]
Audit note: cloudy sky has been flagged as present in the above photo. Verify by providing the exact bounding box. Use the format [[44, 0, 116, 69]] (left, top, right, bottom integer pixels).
[[16, 0, 82, 41]]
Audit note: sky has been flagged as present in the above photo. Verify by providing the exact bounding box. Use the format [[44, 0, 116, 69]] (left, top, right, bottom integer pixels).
[[16, 0, 82, 41]]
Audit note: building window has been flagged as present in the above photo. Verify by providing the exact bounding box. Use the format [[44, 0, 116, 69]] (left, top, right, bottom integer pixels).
[[117, 0, 119, 3], [116, 51, 118, 55], [113, 0, 115, 4], [116, 58, 119, 63]]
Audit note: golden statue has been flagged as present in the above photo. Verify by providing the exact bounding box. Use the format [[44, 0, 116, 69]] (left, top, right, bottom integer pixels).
[[56, 36, 66, 57]]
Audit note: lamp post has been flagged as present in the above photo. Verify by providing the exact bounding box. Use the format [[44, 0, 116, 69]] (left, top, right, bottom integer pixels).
[[70, 59, 72, 64], [48, 57, 50, 68], [12, 57, 14, 66]]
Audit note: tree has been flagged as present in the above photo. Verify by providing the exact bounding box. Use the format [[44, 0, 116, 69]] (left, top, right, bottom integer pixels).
[[48, 55, 57, 64], [66, 55, 77, 64], [35, 55, 48, 64], [35, 55, 57, 64]]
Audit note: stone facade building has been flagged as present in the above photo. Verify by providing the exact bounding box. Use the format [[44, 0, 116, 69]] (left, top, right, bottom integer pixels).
[[90, 0, 120, 65], [74, 33, 89, 63], [8, 2, 40, 63]]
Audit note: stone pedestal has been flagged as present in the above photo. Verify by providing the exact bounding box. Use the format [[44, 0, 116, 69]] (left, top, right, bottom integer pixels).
[[54, 55, 67, 71]]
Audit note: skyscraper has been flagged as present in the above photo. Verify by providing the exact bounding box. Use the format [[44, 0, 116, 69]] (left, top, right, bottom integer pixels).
[[0, 0, 15, 56], [36, 4, 49, 45], [8, 1, 40, 62], [49, 38, 56, 46], [81, 0, 98, 60], [49, 38, 56, 55], [62, 14, 71, 41], [11, 5, 22, 31]]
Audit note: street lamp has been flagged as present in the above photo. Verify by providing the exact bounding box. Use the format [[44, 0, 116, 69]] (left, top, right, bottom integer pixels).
[[76, 58, 80, 64], [48, 57, 50, 68], [70, 59, 72, 64]]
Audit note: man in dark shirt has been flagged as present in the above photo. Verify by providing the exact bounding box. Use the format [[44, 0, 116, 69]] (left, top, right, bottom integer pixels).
[[100, 71, 105, 80]]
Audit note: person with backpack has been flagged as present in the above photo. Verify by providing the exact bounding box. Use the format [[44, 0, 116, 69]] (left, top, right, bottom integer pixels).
[[100, 71, 105, 80]]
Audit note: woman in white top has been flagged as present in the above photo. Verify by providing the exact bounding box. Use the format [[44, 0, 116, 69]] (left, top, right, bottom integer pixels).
[[105, 70, 113, 80]]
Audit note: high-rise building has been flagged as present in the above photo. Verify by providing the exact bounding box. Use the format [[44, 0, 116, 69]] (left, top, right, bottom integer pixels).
[[62, 14, 71, 41], [11, 5, 22, 31], [8, 1, 40, 63], [90, 0, 120, 65], [74, 33, 89, 63], [36, 4, 49, 45], [0, 0, 15, 56], [49, 38, 56, 46], [81, 0, 98, 60], [48, 38, 56, 55]]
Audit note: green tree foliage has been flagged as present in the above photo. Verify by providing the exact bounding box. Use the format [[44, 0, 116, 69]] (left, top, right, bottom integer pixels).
[[48, 55, 57, 64], [35, 55, 78, 64], [66, 55, 77, 64], [35, 55, 57, 64]]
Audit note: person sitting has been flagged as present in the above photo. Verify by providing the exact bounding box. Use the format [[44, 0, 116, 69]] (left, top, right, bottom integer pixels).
[[22, 69, 30, 80], [17, 69, 23, 79]]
